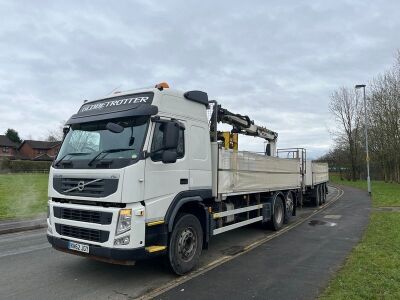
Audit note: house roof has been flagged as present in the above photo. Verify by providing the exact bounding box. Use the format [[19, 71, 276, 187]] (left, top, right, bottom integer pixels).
[[0, 135, 18, 147], [19, 140, 61, 150]]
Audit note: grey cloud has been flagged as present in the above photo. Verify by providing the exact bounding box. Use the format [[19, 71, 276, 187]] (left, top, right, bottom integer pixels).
[[1, 0, 399, 158]]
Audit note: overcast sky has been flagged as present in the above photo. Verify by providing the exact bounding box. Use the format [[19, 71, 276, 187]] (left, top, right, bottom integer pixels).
[[1, 0, 399, 158]]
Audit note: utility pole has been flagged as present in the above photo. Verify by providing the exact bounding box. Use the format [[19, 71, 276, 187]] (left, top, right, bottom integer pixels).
[[355, 84, 371, 195]]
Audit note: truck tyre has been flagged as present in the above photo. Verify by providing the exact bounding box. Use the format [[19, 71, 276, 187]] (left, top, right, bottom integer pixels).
[[271, 197, 284, 231], [168, 214, 203, 275], [284, 192, 294, 224], [322, 184, 327, 204], [313, 185, 320, 207], [319, 185, 324, 205]]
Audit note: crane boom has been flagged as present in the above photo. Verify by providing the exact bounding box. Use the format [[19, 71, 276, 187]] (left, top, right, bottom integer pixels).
[[210, 104, 278, 156]]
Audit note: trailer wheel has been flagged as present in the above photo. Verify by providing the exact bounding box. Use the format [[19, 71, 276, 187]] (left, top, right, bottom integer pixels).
[[284, 192, 294, 224], [167, 214, 203, 275], [322, 184, 327, 204], [319, 184, 324, 205], [271, 197, 284, 231], [313, 185, 320, 207]]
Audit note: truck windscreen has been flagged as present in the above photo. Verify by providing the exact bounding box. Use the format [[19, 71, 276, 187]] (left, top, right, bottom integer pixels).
[[55, 116, 149, 169]]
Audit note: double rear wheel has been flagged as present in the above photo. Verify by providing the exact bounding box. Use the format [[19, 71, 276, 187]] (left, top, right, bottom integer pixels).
[[313, 184, 327, 207]]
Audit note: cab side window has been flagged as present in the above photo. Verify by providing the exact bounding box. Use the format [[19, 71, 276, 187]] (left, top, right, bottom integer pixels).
[[151, 123, 185, 162]]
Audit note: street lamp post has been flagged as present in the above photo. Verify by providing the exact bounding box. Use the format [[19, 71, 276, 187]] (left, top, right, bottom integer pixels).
[[355, 84, 371, 195]]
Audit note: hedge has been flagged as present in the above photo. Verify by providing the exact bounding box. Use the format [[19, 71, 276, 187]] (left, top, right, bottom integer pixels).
[[0, 159, 52, 172]]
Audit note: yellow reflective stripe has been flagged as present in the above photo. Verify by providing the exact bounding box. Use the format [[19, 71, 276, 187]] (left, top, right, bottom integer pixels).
[[146, 220, 165, 227], [145, 245, 167, 253]]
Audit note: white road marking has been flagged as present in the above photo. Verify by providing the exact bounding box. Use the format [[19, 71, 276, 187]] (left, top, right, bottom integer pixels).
[[324, 215, 342, 219]]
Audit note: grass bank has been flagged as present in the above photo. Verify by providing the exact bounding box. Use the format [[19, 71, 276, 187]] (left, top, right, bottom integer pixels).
[[321, 175, 400, 299], [330, 174, 400, 207], [0, 173, 48, 220]]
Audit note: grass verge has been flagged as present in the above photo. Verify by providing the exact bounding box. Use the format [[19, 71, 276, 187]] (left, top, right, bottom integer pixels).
[[330, 174, 400, 207], [321, 175, 400, 299], [0, 173, 48, 220]]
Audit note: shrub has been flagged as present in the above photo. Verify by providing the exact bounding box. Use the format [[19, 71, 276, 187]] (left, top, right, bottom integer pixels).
[[2, 160, 52, 172]]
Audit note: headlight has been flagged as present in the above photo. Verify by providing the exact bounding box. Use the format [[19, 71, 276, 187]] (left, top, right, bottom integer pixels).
[[116, 209, 132, 235]]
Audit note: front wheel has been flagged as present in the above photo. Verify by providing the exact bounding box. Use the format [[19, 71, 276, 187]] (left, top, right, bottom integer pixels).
[[168, 214, 203, 275]]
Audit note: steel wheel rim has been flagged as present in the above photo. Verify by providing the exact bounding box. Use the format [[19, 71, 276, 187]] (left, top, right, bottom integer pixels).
[[177, 227, 197, 262]]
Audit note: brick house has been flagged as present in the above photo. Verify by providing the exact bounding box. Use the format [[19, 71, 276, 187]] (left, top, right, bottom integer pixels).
[[18, 140, 61, 161], [0, 135, 18, 159]]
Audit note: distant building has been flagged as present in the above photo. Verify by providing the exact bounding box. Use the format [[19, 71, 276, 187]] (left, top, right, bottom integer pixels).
[[0, 135, 18, 159], [18, 140, 61, 161]]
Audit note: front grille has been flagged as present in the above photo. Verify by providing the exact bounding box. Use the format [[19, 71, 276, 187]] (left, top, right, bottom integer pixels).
[[62, 178, 104, 196], [55, 224, 109, 243], [53, 207, 112, 225], [53, 177, 118, 198]]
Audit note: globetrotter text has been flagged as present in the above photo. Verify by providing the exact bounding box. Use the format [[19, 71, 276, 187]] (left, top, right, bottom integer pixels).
[[80, 96, 150, 112]]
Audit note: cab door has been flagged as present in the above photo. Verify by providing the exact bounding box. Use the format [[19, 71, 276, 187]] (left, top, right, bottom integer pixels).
[[143, 119, 189, 221]]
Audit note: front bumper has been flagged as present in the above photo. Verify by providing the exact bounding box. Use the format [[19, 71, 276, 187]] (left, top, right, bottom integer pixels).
[[47, 235, 161, 263], [48, 201, 146, 249]]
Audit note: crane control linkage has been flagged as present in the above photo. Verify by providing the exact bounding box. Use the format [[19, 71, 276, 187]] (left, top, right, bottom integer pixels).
[[210, 104, 278, 155]]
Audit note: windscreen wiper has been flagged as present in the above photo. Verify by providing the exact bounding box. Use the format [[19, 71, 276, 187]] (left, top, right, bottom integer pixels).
[[54, 152, 90, 166], [88, 148, 134, 166]]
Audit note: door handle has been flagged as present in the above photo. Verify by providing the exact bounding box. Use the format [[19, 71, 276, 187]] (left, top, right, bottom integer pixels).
[[180, 178, 188, 185]]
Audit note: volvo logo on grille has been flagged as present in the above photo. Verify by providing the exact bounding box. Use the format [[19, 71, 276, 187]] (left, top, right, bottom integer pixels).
[[64, 179, 102, 193], [77, 181, 85, 191]]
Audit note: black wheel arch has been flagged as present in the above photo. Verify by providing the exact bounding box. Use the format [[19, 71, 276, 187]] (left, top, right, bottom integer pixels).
[[165, 189, 212, 248]]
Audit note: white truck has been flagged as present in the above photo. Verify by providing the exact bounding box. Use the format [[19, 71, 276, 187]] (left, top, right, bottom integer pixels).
[[46, 83, 328, 274]]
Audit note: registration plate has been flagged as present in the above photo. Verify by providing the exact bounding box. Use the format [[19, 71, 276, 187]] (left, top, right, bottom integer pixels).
[[68, 241, 89, 253]]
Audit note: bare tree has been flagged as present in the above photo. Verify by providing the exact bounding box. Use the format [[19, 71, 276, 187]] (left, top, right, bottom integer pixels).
[[368, 59, 400, 182], [326, 51, 400, 183], [329, 87, 362, 181], [46, 121, 65, 142]]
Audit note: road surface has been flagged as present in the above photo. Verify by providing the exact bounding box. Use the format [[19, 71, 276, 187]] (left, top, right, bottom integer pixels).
[[156, 185, 370, 299], [0, 186, 365, 300]]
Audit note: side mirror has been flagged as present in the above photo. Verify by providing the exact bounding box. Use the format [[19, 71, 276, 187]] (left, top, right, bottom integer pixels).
[[106, 122, 124, 133], [162, 122, 180, 149], [162, 150, 177, 163]]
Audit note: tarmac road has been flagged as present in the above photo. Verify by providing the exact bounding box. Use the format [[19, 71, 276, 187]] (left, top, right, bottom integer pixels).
[[156, 185, 371, 299], [0, 187, 359, 300]]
